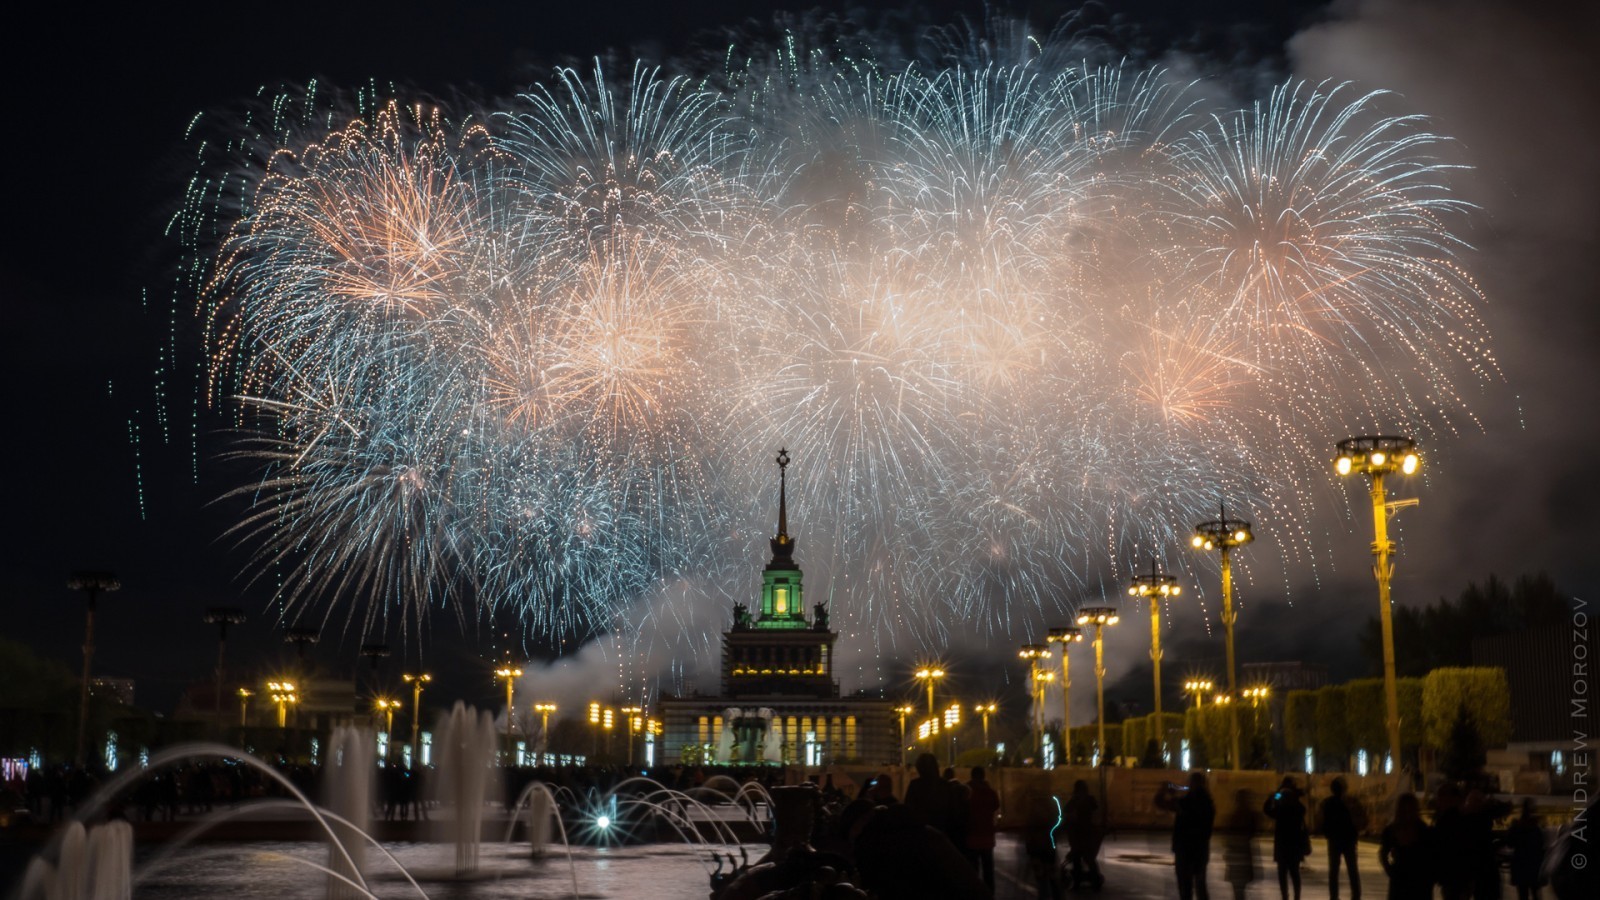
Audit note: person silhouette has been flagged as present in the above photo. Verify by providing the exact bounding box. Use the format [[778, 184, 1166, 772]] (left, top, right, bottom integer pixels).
[[1264, 776, 1309, 900], [1380, 792, 1434, 900], [1321, 776, 1365, 900], [1157, 771, 1216, 900]]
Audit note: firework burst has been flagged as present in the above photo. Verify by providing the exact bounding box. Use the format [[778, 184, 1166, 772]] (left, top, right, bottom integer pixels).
[[175, 27, 1498, 676]]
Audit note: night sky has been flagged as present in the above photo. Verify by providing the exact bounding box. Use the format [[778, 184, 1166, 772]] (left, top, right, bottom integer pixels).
[[3, 0, 1596, 718]]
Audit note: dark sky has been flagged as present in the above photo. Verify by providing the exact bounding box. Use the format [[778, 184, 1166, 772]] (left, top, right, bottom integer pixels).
[[3, 0, 1595, 717]]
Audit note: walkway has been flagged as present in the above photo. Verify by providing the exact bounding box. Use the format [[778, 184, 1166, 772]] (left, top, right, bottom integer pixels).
[[994, 832, 1390, 900]]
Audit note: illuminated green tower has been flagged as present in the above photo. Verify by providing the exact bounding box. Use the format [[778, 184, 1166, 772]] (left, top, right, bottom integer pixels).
[[759, 448, 807, 628], [722, 448, 837, 697]]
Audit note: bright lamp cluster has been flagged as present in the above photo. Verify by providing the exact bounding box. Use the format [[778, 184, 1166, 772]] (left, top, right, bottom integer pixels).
[[1076, 607, 1120, 626], [1334, 436, 1421, 476]]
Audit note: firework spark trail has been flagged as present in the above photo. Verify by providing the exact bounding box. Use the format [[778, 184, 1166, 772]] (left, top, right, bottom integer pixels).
[[176, 29, 1499, 683]]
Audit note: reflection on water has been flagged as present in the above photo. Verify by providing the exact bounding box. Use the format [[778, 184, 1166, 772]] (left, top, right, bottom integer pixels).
[[133, 840, 765, 900]]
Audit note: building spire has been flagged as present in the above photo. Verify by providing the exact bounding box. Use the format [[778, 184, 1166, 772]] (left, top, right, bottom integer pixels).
[[769, 448, 796, 564], [776, 448, 790, 539]]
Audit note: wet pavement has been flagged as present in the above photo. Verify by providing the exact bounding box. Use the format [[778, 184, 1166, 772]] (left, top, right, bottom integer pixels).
[[993, 832, 1391, 900]]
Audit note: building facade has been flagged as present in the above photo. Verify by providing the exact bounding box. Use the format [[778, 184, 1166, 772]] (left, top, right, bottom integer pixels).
[[659, 451, 896, 766]]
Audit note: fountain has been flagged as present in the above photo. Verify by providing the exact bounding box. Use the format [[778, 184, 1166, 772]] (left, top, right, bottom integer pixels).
[[322, 725, 373, 897], [760, 709, 782, 764], [715, 707, 737, 762], [10, 744, 771, 900], [15, 820, 133, 900], [432, 702, 498, 876]]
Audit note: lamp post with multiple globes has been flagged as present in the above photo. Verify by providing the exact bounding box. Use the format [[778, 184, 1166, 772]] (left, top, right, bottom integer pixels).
[[494, 664, 524, 763], [267, 681, 297, 729], [1045, 627, 1084, 745], [1017, 644, 1052, 764], [402, 672, 431, 764], [1191, 503, 1254, 770], [1127, 561, 1180, 760], [1075, 607, 1121, 765], [1336, 435, 1421, 769], [913, 666, 946, 726], [895, 704, 916, 766], [973, 702, 998, 752], [533, 703, 557, 765]]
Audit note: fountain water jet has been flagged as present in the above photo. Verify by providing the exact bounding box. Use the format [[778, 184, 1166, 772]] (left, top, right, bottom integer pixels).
[[432, 702, 498, 876], [323, 725, 374, 898], [15, 819, 132, 900]]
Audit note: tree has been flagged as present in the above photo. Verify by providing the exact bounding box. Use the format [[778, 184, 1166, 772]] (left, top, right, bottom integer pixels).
[[1397, 677, 1425, 749], [1344, 679, 1388, 756], [1361, 573, 1572, 676], [1284, 690, 1318, 760], [1315, 685, 1353, 771], [0, 638, 81, 759], [1122, 715, 1147, 762], [1423, 667, 1511, 749], [1438, 704, 1488, 781]]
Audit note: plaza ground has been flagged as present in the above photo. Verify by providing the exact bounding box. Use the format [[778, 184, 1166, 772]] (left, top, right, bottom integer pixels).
[[994, 832, 1394, 900]]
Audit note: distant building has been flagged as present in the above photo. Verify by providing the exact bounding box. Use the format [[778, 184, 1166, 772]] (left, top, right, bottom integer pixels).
[[658, 452, 896, 766], [1473, 624, 1597, 754], [1240, 661, 1328, 692], [89, 677, 135, 707]]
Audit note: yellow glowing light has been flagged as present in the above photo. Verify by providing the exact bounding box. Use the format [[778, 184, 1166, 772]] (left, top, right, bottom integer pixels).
[[1371, 451, 1386, 466], [1402, 453, 1419, 474], [1191, 535, 1204, 548]]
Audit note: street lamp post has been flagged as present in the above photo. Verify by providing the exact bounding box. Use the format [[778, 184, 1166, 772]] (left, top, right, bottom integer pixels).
[[1184, 679, 1215, 710], [533, 703, 557, 765], [1045, 627, 1084, 747], [285, 627, 320, 663], [913, 666, 946, 730], [1336, 435, 1421, 769], [1128, 561, 1180, 761], [375, 697, 399, 759], [237, 687, 253, 728], [895, 705, 915, 765], [267, 681, 297, 728], [1192, 503, 1254, 770], [622, 706, 644, 766], [203, 607, 246, 722], [1017, 644, 1052, 765], [1242, 685, 1271, 754], [943, 703, 961, 762], [1075, 608, 1120, 764], [68, 571, 120, 767], [402, 672, 431, 764], [973, 702, 998, 752], [494, 665, 524, 764]]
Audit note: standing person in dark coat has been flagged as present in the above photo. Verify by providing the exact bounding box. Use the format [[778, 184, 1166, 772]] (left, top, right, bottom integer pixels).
[[1381, 793, 1434, 900], [1022, 790, 1064, 900], [1321, 776, 1365, 900], [1433, 783, 1471, 900], [1063, 779, 1104, 890], [1264, 776, 1310, 900], [1157, 771, 1216, 900], [1505, 798, 1545, 900], [903, 753, 967, 849], [965, 767, 1000, 891], [1224, 790, 1260, 900], [1461, 788, 1509, 900]]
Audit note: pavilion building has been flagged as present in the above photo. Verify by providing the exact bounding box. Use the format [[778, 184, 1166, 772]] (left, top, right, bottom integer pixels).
[[657, 450, 896, 766]]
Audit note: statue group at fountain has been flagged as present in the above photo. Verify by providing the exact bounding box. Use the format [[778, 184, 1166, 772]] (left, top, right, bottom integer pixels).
[[714, 708, 783, 765]]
